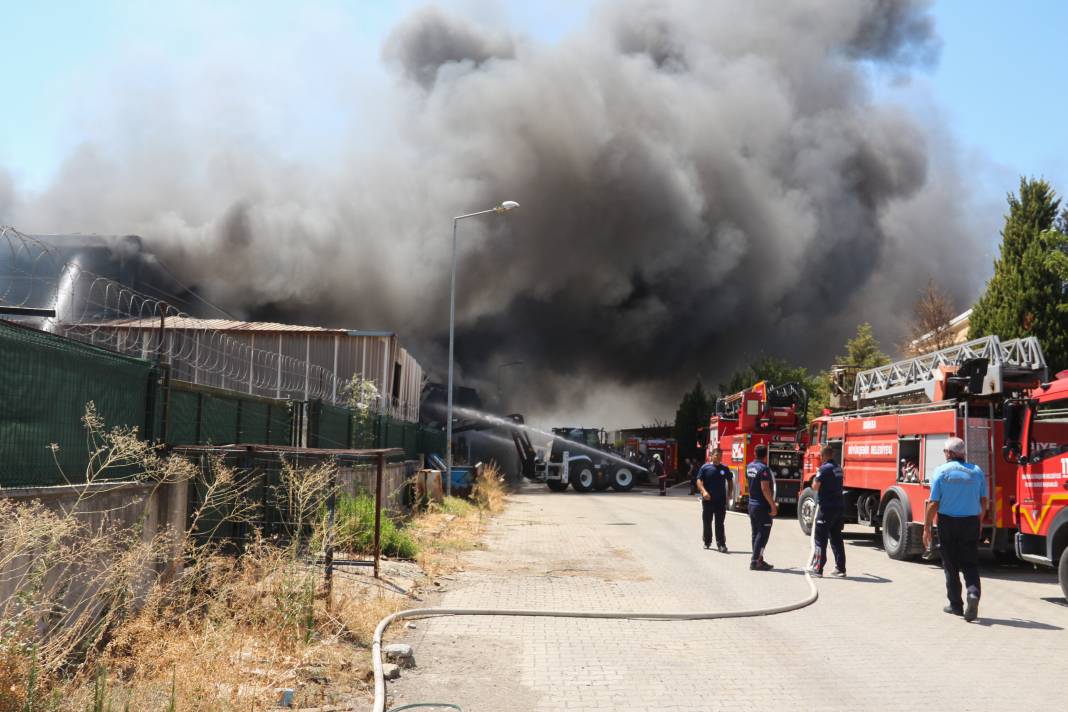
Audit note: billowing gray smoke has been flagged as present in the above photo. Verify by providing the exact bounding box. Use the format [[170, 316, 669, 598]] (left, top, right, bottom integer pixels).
[[0, 1, 991, 427]]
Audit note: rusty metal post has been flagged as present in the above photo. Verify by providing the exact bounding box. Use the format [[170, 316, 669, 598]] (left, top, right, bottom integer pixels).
[[324, 463, 338, 610], [373, 452, 384, 578]]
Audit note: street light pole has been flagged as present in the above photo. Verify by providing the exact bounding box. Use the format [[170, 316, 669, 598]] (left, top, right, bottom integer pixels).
[[446, 201, 519, 497]]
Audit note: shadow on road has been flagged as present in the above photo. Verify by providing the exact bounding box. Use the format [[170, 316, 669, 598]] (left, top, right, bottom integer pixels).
[[760, 567, 892, 584], [974, 617, 1062, 630]]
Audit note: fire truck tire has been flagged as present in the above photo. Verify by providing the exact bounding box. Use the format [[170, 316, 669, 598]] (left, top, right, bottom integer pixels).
[[594, 475, 612, 492], [610, 467, 637, 492], [1058, 546, 1068, 602], [545, 480, 568, 492], [571, 464, 596, 492], [881, 498, 919, 560], [797, 488, 817, 537]]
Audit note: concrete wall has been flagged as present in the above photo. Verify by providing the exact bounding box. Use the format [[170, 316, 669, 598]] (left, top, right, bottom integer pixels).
[[0, 479, 189, 628]]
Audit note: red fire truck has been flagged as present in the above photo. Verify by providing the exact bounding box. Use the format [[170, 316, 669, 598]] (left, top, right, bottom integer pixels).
[[798, 336, 1064, 570], [707, 381, 808, 510], [1004, 372, 1068, 599], [623, 436, 679, 483]]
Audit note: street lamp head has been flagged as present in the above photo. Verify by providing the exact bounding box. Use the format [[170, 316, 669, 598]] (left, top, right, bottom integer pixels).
[[495, 200, 520, 213]]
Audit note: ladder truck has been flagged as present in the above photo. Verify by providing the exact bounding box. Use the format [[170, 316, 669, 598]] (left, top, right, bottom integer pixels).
[[797, 335, 1068, 570], [707, 381, 808, 511]]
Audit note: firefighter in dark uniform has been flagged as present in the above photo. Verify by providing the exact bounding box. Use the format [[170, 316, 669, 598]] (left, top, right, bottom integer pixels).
[[696, 447, 734, 552], [653, 454, 667, 495], [808, 445, 847, 577], [747, 444, 778, 570]]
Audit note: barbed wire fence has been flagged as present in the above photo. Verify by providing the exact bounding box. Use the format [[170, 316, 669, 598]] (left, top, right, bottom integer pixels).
[[0, 225, 417, 419]]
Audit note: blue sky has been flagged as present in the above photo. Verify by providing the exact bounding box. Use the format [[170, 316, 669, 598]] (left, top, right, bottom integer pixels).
[[3, 1, 1067, 202], [919, 1, 1068, 194]]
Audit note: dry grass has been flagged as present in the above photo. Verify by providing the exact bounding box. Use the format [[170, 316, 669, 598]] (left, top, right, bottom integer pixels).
[[0, 406, 416, 711], [471, 462, 507, 515], [0, 411, 510, 711], [407, 462, 508, 578]]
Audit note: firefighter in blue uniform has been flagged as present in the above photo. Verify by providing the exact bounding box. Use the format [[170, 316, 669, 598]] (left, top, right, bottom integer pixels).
[[695, 447, 734, 552], [808, 444, 847, 577], [747, 444, 777, 570]]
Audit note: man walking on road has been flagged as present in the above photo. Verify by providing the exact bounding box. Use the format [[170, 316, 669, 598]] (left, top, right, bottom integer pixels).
[[808, 445, 846, 578], [923, 436, 988, 621], [747, 444, 777, 570], [696, 447, 734, 552]]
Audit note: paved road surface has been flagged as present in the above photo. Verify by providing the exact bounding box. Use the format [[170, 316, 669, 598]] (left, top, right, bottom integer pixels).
[[387, 484, 1066, 711]]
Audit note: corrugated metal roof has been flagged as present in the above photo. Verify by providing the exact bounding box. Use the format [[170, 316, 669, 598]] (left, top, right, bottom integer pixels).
[[85, 317, 352, 333], [347, 329, 395, 337]]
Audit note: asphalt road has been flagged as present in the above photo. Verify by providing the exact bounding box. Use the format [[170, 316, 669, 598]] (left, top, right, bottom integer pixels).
[[387, 483, 1067, 711]]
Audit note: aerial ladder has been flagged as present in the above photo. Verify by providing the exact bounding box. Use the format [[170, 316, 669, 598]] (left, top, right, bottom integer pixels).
[[834, 335, 1048, 410]]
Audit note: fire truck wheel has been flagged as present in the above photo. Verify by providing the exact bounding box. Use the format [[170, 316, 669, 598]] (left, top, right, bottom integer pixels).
[[881, 498, 918, 561], [610, 467, 637, 492], [797, 488, 817, 537], [571, 464, 596, 492], [1058, 546, 1068, 602], [594, 476, 612, 491], [546, 480, 568, 492]]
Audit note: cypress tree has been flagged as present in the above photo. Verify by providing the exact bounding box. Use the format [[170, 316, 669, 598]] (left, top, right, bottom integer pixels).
[[838, 323, 890, 369], [970, 177, 1068, 372]]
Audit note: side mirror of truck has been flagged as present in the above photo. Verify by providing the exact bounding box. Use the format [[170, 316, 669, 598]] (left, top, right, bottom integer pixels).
[[1002, 400, 1025, 463]]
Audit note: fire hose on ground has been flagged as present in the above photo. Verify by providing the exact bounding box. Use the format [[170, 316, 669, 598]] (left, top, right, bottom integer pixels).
[[372, 506, 823, 712]]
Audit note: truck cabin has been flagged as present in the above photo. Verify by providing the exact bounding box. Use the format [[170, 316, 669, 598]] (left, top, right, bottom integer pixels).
[[549, 427, 604, 461]]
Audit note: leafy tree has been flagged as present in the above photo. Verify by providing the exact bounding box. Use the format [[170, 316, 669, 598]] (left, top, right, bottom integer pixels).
[[838, 323, 890, 370], [719, 356, 824, 422], [673, 380, 712, 466], [813, 323, 892, 415], [970, 177, 1068, 371], [343, 375, 381, 447]]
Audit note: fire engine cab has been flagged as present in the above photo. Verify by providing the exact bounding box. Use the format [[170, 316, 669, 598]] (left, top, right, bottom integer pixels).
[[799, 335, 1062, 567], [707, 381, 808, 510], [1004, 369, 1068, 599]]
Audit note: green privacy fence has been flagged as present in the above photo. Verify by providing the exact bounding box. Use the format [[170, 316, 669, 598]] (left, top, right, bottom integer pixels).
[[164, 382, 293, 447], [0, 320, 156, 487], [305, 400, 447, 460], [0, 322, 445, 487]]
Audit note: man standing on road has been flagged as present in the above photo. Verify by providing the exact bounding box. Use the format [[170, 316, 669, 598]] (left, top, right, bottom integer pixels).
[[696, 447, 734, 552], [686, 458, 698, 495], [747, 444, 777, 570], [653, 454, 667, 496], [923, 436, 988, 621], [808, 445, 846, 578]]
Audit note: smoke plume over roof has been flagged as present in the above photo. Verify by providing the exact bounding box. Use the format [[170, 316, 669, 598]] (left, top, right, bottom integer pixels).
[[1, 1, 991, 427]]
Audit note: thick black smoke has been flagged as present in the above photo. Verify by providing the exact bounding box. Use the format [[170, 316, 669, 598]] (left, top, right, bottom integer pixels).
[[2, 1, 991, 427]]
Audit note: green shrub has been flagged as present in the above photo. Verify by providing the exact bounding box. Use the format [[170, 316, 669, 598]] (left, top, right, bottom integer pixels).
[[333, 493, 418, 559]]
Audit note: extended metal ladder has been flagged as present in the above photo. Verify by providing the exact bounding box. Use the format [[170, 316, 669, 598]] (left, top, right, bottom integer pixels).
[[853, 335, 1047, 405]]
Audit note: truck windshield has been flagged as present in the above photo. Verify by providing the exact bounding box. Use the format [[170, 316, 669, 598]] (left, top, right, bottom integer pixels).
[[585, 431, 601, 447], [1030, 398, 1068, 460]]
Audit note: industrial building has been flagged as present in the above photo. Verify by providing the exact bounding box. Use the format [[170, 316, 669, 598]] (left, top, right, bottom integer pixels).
[[74, 317, 424, 421]]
